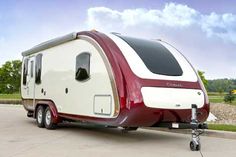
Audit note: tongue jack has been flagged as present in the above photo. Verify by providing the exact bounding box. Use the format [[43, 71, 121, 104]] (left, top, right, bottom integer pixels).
[[190, 104, 202, 151]]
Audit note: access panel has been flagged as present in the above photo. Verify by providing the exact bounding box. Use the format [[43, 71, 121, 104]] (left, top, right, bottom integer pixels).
[[93, 95, 112, 115]]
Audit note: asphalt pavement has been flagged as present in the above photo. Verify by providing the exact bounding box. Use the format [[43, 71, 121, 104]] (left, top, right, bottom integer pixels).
[[0, 104, 236, 157]]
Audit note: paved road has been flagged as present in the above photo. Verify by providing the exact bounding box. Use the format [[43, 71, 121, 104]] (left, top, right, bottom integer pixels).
[[0, 104, 236, 157]]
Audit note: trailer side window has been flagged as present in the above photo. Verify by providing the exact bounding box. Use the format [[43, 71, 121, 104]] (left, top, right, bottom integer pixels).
[[35, 54, 42, 84], [23, 58, 29, 85], [75, 52, 90, 81]]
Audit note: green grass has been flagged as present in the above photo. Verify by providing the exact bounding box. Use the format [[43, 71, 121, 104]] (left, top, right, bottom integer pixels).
[[208, 92, 227, 96], [0, 93, 21, 100], [208, 124, 236, 132], [209, 95, 226, 103], [208, 92, 236, 105]]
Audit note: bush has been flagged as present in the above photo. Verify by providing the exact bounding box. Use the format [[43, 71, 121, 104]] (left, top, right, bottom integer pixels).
[[224, 91, 235, 103], [0, 60, 21, 94]]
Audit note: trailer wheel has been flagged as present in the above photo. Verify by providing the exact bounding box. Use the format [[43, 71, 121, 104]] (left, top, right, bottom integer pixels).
[[190, 141, 200, 151], [44, 106, 57, 129], [36, 105, 45, 128]]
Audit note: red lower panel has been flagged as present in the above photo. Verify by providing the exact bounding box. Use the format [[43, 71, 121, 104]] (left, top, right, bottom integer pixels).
[[58, 102, 209, 127]]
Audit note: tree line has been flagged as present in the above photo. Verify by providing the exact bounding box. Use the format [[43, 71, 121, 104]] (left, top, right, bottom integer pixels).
[[207, 79, 236, 93]]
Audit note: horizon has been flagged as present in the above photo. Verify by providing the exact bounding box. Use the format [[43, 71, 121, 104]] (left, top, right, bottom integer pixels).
[[0, 0, 235, 79]]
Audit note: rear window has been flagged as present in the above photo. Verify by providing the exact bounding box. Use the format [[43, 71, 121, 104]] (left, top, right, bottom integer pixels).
[[118, 35, 183, 76]]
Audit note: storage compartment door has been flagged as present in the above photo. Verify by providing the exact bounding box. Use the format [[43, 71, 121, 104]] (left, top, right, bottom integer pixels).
[[94, 95, 112, 115]]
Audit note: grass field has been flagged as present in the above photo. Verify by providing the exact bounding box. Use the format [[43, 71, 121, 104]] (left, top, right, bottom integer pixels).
[[208, 124, 236, 132], [0, 93, 21, 100], [208, 92, 236, 105]]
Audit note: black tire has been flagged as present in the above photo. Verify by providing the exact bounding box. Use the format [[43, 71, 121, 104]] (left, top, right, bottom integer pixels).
[[190, 141, 200, 151], [44, 106, 57, 129], [190, 141, 195, 151], [196, 143, 201, 151], [36, 106, 45, 128]]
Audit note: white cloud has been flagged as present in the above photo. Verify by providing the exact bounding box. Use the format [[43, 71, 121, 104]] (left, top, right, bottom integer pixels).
[[87, 3, 199, 29], [201, 12, 236, 43], [159, 3, 199, 27], [87, 7, 123, 30], [87, 3, 236, 44]]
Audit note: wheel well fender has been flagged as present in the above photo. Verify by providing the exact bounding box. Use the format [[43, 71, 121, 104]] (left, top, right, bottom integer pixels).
[[34, 100, 60, 123]]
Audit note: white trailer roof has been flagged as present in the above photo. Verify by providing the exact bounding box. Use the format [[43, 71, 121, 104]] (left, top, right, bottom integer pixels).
[[21, 32, 78, 56]]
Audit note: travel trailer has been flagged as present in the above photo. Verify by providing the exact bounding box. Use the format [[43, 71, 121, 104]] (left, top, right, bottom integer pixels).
[[21, 30, 209, 151]]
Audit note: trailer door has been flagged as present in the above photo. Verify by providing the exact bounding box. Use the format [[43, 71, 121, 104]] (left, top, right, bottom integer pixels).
[[26, 56, 36, 100]]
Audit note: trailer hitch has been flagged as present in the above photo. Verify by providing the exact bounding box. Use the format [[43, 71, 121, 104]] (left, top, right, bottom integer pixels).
[[189, 104, 207, 151], [170, 104, 207, 151], [155, 104, 207, 151]]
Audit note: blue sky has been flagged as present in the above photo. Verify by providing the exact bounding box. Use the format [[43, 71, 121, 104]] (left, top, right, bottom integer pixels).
[[0, 0, 235, 79]]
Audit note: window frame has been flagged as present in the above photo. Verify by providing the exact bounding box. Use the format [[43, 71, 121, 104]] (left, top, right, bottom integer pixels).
[[75, 52, 91, 82], [35, 53, 42, 84]]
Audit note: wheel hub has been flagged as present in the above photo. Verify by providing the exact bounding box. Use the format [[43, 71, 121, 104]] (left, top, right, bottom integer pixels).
[[45, 110, 51, 125], [37, 109, 43, 123]]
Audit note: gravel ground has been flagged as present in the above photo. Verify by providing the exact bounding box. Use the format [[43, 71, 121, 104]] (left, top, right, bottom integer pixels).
[[210, 103, 236, 125]]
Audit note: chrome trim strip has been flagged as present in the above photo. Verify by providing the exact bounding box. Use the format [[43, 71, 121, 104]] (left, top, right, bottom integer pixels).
[[22, 32, 77, 56]]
